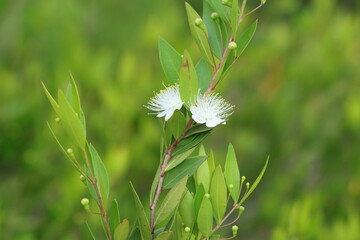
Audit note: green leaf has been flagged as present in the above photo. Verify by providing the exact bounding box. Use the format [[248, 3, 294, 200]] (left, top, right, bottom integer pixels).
[[166, 148, 195, 171], [236, 19, 258, 56], [230, 0, 239, 37], [69, 73, 82, 117], [239, 156, 269, 205], [130, 183, 151, 240], [163, 156, 207, 189], [179, 190, 195, 228], [155, 231, 173, 240], [114, 219, 130, 240], [210, 166, 227, 224], [168, 111, 186, 139], [207, 150, 215, 176], [224, 143, 240, 202], [89, 144, 110, 204], [109, 199, 121, 238], [155, 176, 188, 225], [57, 90, 86, 149], [185, 124, 212, 138], [173, 131, 210, 156], [196, 146, 210, 192], [150, 166, 161, 204], [42, 82, 61, 116], [158, 38, 182, 84], [197, 196, 213, 238], [185, 2, 214, 66], [193, 184, 205, 218], [179, 50, 199, 106], [195, 58, 212, 94], [203, 1, 222, 59]]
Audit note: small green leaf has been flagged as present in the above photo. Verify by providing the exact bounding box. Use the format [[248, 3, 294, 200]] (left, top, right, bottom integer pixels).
[[166, 148, 195, 171], [225, 143, 240, 202], [179, 50, 199, 106], [168, 111, 186, 139], [57, 90, 86, 149], [85, 165, 99, 204], [197, 195, 213, 238], [210, 166, 227, 224], [179, 190, 195, 228], [89, 144, 110, 204], [155, 231, 173, 240], [114, 219, 130, 240], [207, 150, 215, 176], [173, 131, 210, 156], [155, 177, 188, 225], [130, 183, 151, 240], [196, 146, 210, 192], [109, 199, 121, 238], [195, 58, 212, 94], [239, 156, 269, 205], [203, 1, 222, 59], [185, 2, 214, 66], [236, 19, 258, 56], [42, 82, 61, 116], [163, 156, 207, 189], [69, 73, 82, 117], [185, 124, 212, 138], [158, 38, 182, 84], [230, 0, 239, 37], [194, 184, 205, 218]]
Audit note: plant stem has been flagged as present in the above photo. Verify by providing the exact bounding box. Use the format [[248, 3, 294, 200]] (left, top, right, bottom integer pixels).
[[83, 149, 113, 240]]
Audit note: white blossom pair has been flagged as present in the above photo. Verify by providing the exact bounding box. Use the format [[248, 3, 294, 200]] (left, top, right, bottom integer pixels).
[[146, 84, 234, 128]]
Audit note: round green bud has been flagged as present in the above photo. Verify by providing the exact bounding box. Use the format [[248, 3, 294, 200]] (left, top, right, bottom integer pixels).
[[246, 182, 250, 188], [205, 193, 211, 199], [184, 227, 191, 233], [261, 0, 266, 4], [228, 184, 234, 190], [239, 206, 245, 214], [211, 12, 219, 20], [81, 198, 89, 206], [228, 41, 237, 50], [222, 0, 232, 7], [241, 176, 246, 182], [67, 148, 73, 154], [194, 18, 205, 30], [55, 117, 61, 123], [80, 175, 86, 182], [232, 225, 239, 236]]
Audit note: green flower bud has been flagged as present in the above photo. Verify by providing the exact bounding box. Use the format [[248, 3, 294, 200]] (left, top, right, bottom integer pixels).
[[222, 0, 231, 7], [232, 225, 238, 236], [195, 18, 205, 30], [228, 184, 234, 190], [241, 176, 246, 182], [67, 148, 73, 154], [55, 117, 61, 123], [228, 41, 237, 50], [261, 0, 266, 4], [239, 206, 245, 214], [184, 227, 191, 233], [210, 12, 219, 20], [80, 175, 86, 182], [246, 182, 250, 189], [205, 193, 211, 199], [81, 198, 89, 206]]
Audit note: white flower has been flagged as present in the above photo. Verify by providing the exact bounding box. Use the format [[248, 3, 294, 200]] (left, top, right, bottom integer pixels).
[[146, 84, 184, 121], [190, 92, 234, 128]]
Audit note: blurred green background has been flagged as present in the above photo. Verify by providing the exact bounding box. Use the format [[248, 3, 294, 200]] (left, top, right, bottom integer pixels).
[[1, 0, 360, 239]]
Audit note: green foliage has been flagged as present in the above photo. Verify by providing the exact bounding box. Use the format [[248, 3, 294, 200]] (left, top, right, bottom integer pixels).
[[158, 38, 182, 85], [179, 50, 199, 106]]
